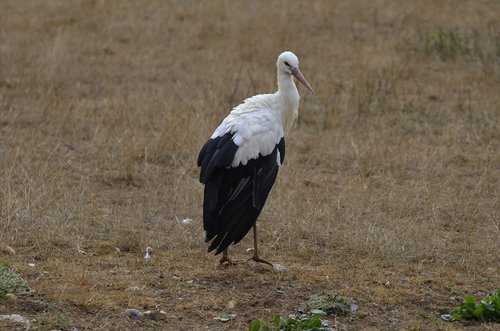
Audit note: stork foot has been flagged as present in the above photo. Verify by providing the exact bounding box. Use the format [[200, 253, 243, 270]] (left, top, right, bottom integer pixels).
[[219, 255, 239, 266], [249, 254, 274, 267]]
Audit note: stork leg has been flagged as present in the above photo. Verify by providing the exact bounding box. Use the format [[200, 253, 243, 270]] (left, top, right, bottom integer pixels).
[[219, 249, 238, 265], [249, 224, 273, 267]]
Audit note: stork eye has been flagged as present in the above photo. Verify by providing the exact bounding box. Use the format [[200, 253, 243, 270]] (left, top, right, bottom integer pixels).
[[284, 61, 290, 67]]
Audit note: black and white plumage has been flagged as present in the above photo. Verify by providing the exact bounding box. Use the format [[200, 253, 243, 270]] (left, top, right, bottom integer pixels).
[[197, 51, 314, 265]]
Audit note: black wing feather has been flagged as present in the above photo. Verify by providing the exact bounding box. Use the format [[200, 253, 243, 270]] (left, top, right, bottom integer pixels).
[[278, 137, 285, 165], [198, 134, 285, 255], [198, 133, 238, 184]]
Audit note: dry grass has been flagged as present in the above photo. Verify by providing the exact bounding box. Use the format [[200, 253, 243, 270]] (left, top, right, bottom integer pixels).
[[0, 0, 499, 330]]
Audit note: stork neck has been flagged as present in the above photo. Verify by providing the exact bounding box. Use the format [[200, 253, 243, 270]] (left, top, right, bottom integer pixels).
[[277, 70, 300, 132], [277, 71, 297, 95]]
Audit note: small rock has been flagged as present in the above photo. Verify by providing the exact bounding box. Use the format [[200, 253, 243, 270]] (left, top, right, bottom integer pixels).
[[28, 263, 35, 267], [17, 289, 35, 297], [0, 314, 30, 327], [4, 293, 17, 303], [320, 319, 333, 330], [384, 316, 396, 325], [0, 245, 15, 255], [181, 218, 192, 225], [272, 264, 287, 272], [227, 300, 236, 309], [124, 308, 143, 320], [76, 245, 87, 254], [213, 313, 237, 322], [144, 310, 166, 321], [310, 309, 327, 315], [357, 311, 369, 319], [125, 286, 143, 292], [144, 247, 152, 259], [441, 314, 455, 322]]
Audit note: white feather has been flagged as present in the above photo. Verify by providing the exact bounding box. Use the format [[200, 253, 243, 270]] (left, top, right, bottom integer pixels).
[[210, 51, 306, 167]]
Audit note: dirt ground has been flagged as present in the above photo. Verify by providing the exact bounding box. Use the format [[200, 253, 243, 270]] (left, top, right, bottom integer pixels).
[[1, 1, 499, 330]]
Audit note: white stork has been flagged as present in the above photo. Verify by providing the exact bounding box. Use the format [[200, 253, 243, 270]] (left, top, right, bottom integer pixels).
[[197, 51, 314, 266]]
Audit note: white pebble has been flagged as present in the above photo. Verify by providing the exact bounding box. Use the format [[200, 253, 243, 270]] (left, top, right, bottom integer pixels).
[[144, 247, 152, 259], [124, 308, 143, 320], [272, 264, 287, 272], [0, 314, 30, 327]]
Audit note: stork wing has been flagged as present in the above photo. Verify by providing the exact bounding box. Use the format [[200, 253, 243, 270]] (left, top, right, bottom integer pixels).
[[198, 132, 238, 184], [198, 132, 285, 254]]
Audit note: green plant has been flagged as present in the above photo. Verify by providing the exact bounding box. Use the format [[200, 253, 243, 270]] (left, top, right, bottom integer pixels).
[[247, 293, 356, 330], [248, 313, 333, 331], [451, 289, 500, 322], [422, 30, 468, 60], [304, 293, 356, 316], [0, 261, 29, 298], [405, 29, 470, 61]]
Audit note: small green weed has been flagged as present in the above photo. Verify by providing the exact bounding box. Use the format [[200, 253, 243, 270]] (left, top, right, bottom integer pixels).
[[450, 289, 500, 322], [0, 261, 29, 298], [248, 312, 333, 331], [1, 260, 12, 269], [406, 29, 470, 61], [304, 293, 356, 316], [422, 30, 468, 60], [247, 293, 356, 330]]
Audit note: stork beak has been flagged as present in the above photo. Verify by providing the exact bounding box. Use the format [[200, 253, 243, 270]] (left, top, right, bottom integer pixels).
[[291, 67, 315, 95]]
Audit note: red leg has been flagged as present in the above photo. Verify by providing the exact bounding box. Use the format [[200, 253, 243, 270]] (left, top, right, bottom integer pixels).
[[249, 224, 273, 267], [219, 249, 238, 265]]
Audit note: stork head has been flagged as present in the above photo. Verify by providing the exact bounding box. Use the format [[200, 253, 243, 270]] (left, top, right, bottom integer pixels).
[[277, 51, 315, 95]]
